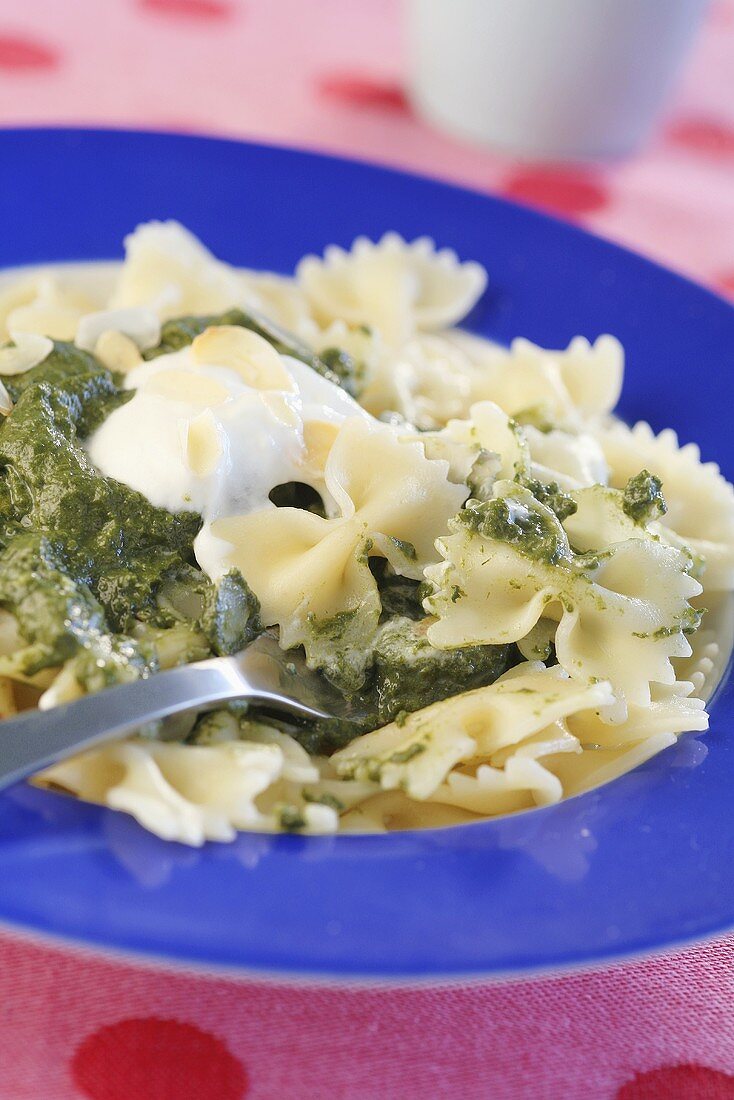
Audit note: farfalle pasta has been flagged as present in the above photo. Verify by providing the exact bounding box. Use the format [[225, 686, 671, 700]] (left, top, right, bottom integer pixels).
[[593, 419, 734, 590], [296, 232, 487, 344], [424, 481, 701, 707], [0, 221, 729, 844], [458, 331, 624, 425], [197, 417, 465, 684]]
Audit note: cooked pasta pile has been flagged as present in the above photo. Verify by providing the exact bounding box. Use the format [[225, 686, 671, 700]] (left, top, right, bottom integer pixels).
[[0, 222, 730, 844]]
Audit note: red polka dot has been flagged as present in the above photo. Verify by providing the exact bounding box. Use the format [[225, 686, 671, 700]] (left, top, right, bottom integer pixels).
[[668, 117, 734, 158], [317, 73, 409, 112], [617, 1064, 734, 1099], [72, 1018, 248, 1100], [502, 166, 610, 217], [0, 34, 58, 69], [714, 271, 734, 299], [149, 117, 212, 134], [139, 0, 232, 18], [711, 2, 734, 27]]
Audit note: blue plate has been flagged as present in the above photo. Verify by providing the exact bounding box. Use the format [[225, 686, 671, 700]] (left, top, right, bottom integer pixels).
[[0, 128, 733, 980]]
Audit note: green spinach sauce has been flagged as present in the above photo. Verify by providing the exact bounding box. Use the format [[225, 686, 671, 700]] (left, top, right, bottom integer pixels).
[[622, 469, 667, 525], [459, 495, 567, 566], [0, 314, 513, 757], [0, 339, 260, 687]]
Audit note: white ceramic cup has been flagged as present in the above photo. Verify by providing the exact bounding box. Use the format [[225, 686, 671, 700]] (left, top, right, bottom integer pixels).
[[405, 0, 710, 160]]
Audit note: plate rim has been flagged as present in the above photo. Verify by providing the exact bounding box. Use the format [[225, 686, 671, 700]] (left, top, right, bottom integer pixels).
[[0, 126, 732, 979]]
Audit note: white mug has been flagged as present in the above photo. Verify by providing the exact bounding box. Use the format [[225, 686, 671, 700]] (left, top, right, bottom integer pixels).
[[405, 0, 710, 160]]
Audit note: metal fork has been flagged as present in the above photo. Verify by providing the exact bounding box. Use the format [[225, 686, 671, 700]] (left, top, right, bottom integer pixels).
[[0, 634, 357, 791]]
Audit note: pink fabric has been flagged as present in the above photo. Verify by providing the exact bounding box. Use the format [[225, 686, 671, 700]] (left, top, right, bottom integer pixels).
[[0, 0, 732, 289], [0, 2, 733, 1097], [2, 930, 734, 1099]]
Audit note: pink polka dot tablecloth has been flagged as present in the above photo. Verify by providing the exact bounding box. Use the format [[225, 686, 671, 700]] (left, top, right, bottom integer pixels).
[[0, 2, 733, 1097]]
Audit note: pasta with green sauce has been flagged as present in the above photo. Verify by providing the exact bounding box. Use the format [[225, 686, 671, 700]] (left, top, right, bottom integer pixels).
[[0, 221, 730, 844]]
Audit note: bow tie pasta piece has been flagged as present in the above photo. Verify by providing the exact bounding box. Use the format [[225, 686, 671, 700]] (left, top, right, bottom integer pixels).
[[461, 400, 530, 483], [299, 322, 358, 361], [198, 418, 467, 684], [424, 481, 702, 707], [431, 674, 707, 814], [57, 725, 358, 842], [563, 482, 708, 595], [432, 671, 706, 810], [488, 715, 581, 769], [237, 269, 314, 332], [524, 424, 609, 490], [318, 418, 467, 571], [449, 331, 623, 427], [445, 404, 601, 518], [209, 509, 382, 688], [430, 717, 581, 813], [108, 221, 260, 320], [566, 678, 708, 749], [375, 334, 477, 429], [39, 739, 285, 845], [556, 730, 682, 799], [192, 716, 316, 777], [430, 760, 563, 814], [39, 733, 344, 844], [332, 663, 612, 800], [418, 422, 484, 488], [296, 233, 487, 345], [563, 483, 655, 551], [594, 419, 734, 591], [545, 334, 623, 418], [422, 403, 587, 518], [201, 722, 375, 827], [599, 421, 734, 542], [308, 323, 480, 429], [679, 636, 721, 698], [333, 719, 476, 802], [338, 790, 479, 832], [420, 400, 529, 495]]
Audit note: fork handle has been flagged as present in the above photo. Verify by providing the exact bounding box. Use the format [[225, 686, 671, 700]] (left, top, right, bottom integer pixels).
[[0, 651, 322, 792], [0, 661, 246, 791]]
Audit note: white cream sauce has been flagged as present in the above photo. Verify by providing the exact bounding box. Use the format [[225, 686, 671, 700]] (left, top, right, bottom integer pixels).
[[84, 337, 370, 579]]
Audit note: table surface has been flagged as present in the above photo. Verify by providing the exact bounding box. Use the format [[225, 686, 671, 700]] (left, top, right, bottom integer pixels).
[[0, 2, 733, 1098]]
